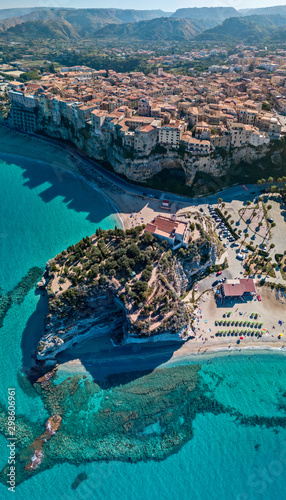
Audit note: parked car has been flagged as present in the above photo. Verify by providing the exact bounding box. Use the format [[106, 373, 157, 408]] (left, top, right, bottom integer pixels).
[[237, 253, 245, 260], [212, 280, 219, 287], [217, 271, 222, 276], [241, 248, 248, 253], [267, 218, 273, 223], [257, 295, 261, 301]]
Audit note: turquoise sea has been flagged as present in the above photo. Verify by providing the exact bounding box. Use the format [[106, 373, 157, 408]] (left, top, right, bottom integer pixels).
[[0, 154, 286, 500]]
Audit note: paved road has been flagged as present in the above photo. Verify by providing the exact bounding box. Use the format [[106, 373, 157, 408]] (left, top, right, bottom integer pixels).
[[1, 123, 264, 206]]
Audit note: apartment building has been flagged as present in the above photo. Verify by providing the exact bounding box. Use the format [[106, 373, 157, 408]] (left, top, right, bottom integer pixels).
[[158, 121, 186, 147], [91, 109, 107, 131], [138, 98, 151, 116], [134, 125, 158, 155], [181, 133, 211, 155], [230, 123, 269, 147], [8, 90, 38, 132], [237, 106, 258, 125]]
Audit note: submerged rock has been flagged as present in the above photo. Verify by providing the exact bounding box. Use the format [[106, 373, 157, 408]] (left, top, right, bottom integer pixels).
[[71, 472, 88, 490]]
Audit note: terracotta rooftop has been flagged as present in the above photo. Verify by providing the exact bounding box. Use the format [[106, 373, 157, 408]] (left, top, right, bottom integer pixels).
[[145, 216, 187, 240], [223, 279, 256, 297]]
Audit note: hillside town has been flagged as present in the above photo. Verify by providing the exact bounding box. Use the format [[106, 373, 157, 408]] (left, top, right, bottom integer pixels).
[[5, 46, 286, 180]]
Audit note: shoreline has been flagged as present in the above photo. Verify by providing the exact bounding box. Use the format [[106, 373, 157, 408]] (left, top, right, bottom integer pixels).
[[0, 147, 125, 229], [0, 126, 141, 230], [57, 341, 286, 377], [1, 126, 286, 362]]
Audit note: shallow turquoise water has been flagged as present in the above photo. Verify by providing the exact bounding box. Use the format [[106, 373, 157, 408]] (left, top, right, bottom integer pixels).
[[0, 155, 286, 499], [5, 354, 286, 500]]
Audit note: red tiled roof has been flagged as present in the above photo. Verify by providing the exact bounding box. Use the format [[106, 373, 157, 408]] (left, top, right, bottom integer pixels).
[[223, 279, 256, 297], [144, 216, 187, 239], [141, 125, 154, 133], [145, 223, 156, 234]]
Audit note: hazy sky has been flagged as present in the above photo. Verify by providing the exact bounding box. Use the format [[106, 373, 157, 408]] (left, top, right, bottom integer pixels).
[[1, 1, 286, 13]]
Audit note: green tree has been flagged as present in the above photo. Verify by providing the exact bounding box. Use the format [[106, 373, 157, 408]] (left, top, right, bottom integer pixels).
[[262, 102, 271, 111]]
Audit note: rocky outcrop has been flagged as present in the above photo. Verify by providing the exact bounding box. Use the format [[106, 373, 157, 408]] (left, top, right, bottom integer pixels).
[[37, 281, 127, 363], [33, 112, 263, 186], [34, 225, 219, 369], [25, 414, 62, 471]]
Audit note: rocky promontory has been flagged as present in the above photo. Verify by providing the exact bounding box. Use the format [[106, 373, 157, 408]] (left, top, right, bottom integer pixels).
[[36, 224, 219, 367]]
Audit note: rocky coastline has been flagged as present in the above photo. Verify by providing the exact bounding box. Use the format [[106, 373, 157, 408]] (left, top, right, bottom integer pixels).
[[32, 114, 272, 187], [34, 225, 219, 371]]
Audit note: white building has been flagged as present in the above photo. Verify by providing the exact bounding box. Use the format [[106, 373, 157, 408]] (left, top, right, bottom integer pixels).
[[158, 121, 186, 147]]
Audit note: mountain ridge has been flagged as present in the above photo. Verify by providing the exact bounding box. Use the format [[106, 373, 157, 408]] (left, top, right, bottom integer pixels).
[[172, 6, 239, 21], [3, 6, 286, 44], [195, 14, 286, 43], [0, 16, 216, 43], [93, 17, 216, 42]]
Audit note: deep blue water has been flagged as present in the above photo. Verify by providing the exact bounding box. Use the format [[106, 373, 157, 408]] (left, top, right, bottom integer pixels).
[[0, 155, 286, 500]]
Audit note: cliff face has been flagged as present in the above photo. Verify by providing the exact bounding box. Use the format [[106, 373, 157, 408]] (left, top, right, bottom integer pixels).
[[38, 281, 127, 363], [34, 111, 271, 186]]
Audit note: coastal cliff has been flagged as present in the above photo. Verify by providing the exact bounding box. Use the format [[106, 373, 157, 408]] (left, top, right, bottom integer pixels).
[[36, 224, 219, 367], [32, 112, 272, 186]]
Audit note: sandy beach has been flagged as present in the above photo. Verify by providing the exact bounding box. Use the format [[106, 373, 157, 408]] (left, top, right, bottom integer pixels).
[[57, 337, 286, 380]]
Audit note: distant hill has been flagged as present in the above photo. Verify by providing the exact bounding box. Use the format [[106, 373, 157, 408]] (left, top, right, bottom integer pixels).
[[0, 7, 51, 21], [172, 7, 239, 22], [0, 17, 25, 32], [4, 6, 286, 45], [240, 4, 286, 17], [93, 17, 214, 42], [0, 19, 80, 42], [196, 15, 286, 43], [0, 8, 172, 35], [0, 16, 214, 43], [267, 25, 286, 42]]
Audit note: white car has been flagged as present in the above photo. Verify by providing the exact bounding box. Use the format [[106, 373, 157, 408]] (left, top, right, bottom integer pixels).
[[237, 253, 245, 260]]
